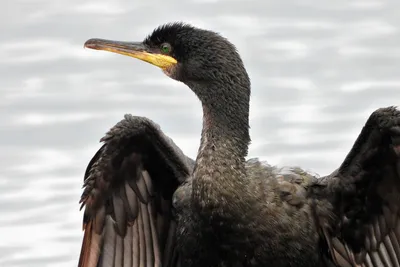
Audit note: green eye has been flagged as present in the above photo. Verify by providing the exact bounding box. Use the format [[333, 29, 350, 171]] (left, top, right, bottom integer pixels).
[[160, 43, 171, 54]]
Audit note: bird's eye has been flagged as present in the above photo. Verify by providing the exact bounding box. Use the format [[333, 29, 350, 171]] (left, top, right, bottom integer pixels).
[[160, 43, 171, 54]]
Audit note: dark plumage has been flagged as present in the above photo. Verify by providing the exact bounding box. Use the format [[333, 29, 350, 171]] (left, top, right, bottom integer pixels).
[[78, 22, 400, 267]]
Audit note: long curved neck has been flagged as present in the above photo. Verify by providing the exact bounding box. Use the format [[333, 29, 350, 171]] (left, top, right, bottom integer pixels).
[[200, 94, 250, 161], [191, 79, 251, 214]]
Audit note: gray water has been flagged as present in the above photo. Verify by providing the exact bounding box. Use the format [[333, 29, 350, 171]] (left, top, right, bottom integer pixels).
[[1, 0, 400, 266]]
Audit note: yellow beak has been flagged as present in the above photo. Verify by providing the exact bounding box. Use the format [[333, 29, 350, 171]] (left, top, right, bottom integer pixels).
[[84, 38, 177, 70]]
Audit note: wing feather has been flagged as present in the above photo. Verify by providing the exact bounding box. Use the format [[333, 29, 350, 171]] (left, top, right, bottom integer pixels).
[[78, 115, 192, 267], [315, 107, 400, 267]]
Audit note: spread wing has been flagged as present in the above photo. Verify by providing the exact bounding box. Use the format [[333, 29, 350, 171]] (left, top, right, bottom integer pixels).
[[315, 106, 400, 267], [77, 115, 193, 267]]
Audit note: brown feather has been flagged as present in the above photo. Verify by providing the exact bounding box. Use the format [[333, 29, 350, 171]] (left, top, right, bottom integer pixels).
[[123, 225, 132, 267], [132, 219, 140, 267], [138, 204, 146, 267], [114, 233, 124, 266], [141, 202, 154, 267], [383, 235, 400, 267], [100, 217, 117, 267], [148, 203, 161, 267], [125, 182, 139, 221], [113, 193, 127, 236]]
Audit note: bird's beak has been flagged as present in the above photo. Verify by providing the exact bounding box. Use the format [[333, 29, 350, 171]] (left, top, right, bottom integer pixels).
[[84, 38, 177, 70]]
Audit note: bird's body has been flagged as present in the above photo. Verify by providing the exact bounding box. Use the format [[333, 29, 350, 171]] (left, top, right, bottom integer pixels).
[[174, 163, 325, 267], [78, 22, 400, 267]]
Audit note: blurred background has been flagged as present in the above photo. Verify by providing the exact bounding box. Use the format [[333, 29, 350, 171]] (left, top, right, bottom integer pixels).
[[1, 0, 400, 266]]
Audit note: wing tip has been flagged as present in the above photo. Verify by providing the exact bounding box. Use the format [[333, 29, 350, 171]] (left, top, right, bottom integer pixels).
[[78, 221, 101, 267]]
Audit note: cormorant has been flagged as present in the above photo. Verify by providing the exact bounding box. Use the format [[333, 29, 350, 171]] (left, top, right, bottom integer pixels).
[[78, 22, 400, 267]]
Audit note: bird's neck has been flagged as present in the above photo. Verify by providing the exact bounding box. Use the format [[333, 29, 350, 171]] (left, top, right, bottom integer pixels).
[[191, 81, 251, 214], [199, 101, 250, 160]]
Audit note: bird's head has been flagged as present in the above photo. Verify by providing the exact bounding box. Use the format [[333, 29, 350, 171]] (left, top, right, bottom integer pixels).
[[84, 22, 250, 101]]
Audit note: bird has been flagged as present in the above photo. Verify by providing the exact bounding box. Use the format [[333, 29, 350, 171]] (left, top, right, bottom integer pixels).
[[78, 22, 400, 267]]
